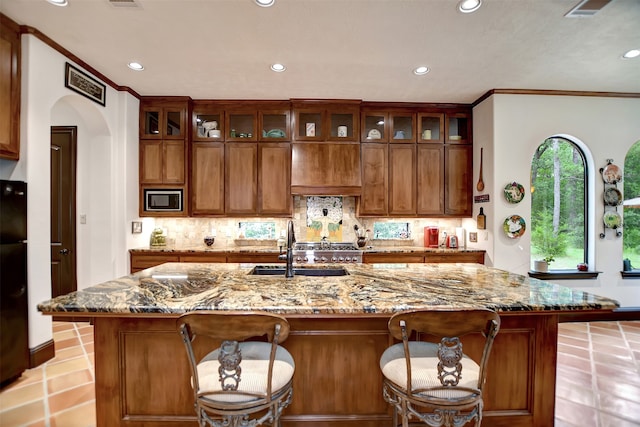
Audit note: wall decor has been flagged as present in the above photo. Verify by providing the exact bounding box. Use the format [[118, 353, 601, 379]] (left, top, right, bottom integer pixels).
[[131, 221, 142, 234], [503, 215, 526, 239], [64, 62, 106, 106], [504, 182, 525, 204], [599, 159, 622, 238]]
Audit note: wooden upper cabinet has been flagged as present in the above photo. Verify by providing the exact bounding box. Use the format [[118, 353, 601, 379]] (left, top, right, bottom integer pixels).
[[225, 143, 258, 214], [445, 112, 471, 144], [417, 113, 445, 143], [193, 101, 224, 142], [258, 143, 291, 215], [292, 100, 360, 142], [361, 110, 416, 143], [191, 142, 224, 215], [359, 143, 388, 216], [0, 15, 20, 160], [140, 102, 187, 140], [445, 145, 472, 216], [225, 108, 258, 142], [417, 144, 445, 215], [259, 107, 291, 142], [388, 144, 416, 216], [139, 138, 185, 184]]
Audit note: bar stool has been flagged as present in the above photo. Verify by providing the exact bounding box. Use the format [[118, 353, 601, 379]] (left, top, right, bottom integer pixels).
[[379, 309, 500, 427], [177, 311, 295, 427]]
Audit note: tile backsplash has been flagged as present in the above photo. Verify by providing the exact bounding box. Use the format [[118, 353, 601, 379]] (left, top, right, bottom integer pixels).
[[152, 196, 465, 249]]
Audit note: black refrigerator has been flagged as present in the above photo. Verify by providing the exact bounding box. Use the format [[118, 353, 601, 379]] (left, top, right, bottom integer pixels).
[[0, 179, 29, 386]]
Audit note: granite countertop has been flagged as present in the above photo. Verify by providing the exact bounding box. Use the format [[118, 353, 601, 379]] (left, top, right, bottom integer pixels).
[[129, 245, 485, 254], [37, 263, 619, 315]]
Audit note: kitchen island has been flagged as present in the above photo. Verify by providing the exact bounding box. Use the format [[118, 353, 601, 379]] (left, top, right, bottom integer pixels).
[[38, 263, 619, 427]]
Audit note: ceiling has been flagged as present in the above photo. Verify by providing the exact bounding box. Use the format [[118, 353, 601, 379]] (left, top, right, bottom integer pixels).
[[2, 0, 639, 104]]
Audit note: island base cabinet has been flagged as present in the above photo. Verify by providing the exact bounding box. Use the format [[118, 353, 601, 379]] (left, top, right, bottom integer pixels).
[[92, 314, 557, 427]]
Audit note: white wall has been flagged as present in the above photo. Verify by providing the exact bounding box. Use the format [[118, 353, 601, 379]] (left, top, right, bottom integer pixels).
[[0, 34, 139, 350], [473, 93, 640, 307]]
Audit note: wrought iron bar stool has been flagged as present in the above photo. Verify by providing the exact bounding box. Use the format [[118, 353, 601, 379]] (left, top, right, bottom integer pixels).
[[177, 311, 295, 427], [379, 309, 500, 427]]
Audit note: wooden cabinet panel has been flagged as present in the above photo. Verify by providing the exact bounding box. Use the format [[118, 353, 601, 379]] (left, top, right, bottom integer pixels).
[[191, 143, 224, 215], [0, 16, 20, 160], [388, 144, 416, 216], [130, 254, 179, 273], [164, 140, 185, 184], [139, 140, 163, 183], [363, 253, 425, 263], [424, 252, 484, 264], [291, 143, 361, 195], [180, 254, 226, 263], [416, 144, 444, 215], [225, 143, 258, 214], [359, 144, 388, 216], [445, 145, 472, 216], [258, 143, 291, 215]]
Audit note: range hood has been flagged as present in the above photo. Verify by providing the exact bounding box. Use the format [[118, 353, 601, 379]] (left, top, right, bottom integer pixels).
[[291, 143, 361, 196]]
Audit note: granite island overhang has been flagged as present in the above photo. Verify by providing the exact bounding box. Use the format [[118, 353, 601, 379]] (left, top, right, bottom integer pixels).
[[38, 263, 619, 427]]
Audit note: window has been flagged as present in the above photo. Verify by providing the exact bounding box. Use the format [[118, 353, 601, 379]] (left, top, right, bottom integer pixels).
[[238, 222, 276, 239], [530, 137, 588, 270], [623, 141, 640, 271], [373, 222, 410, 239]]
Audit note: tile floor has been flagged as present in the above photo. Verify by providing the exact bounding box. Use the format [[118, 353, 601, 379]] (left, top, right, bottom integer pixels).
[[0, 321, 639, 426]]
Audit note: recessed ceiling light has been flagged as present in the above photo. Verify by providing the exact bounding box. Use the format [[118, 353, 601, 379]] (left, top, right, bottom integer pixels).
[[458, 0, 482, 13], [622, 49, 640, 59], [128, 62, 144, 71], [413, 66, 430, 76], [47, 0, 68, 6], [255, 0, 275, 7], [270, 63, 286, 72]]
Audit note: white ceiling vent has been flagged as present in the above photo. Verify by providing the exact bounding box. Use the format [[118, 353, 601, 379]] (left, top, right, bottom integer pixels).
[[108, 0, 141, 8], [565, 0, 613, 17]]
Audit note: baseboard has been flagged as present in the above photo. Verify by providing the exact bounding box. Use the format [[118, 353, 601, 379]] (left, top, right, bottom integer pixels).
[[29, 338, 55, 368]]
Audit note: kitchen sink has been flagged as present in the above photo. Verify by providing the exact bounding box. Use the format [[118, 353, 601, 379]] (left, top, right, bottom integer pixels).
[[249, 265, 349, 276]]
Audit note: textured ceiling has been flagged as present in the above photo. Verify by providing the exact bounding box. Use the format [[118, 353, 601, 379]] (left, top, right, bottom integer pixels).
[[2, 0, 639, 103]]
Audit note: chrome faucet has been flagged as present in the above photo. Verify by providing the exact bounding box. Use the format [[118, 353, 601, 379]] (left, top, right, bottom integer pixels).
[[278, 220, 296, 278]]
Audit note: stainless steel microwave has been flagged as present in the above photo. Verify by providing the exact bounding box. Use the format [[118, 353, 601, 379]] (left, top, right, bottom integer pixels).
[[144, 189, 183, 212]]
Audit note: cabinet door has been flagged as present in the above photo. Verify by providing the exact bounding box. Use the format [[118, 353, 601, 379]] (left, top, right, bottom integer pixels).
[[445, 145, 472, 216], [293, 107, 325, 141], [390, 112, 416, 142], [259, 109, 291, 142], [139, 140, 163, 183], [361, 112, 388, 142], [388, 144, 416, 216], [0, 17, 20, 160], [226, 110, 258, 141], [164, 140, 185, 184], [359, 143, 388, 216], [417, 145, 444, 215], [225, 143, 258, 214], [191, 143, 225, 215], [258, 143, 291, 215], [418, 113, 444, 143], [445, 113, 471, 144]]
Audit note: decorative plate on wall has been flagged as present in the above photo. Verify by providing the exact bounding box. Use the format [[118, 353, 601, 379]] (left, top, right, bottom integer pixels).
[[503, 215, 526, 239], [603, 187, 623, 206], [603, 211, 622, 229], [601, 163, 622, 184], [504, 182, 525, 204]]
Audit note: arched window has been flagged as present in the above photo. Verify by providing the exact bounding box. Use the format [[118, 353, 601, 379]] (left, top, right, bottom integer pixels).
[[623, 141, 640, 271], [531, 137, 588, 270]]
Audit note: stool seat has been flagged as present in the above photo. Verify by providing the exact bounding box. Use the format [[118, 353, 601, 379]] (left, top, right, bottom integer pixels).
[[198, 342, 295, 404]]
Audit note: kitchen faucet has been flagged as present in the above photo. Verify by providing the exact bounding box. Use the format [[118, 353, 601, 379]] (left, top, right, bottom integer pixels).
[[278, 220, 296, 278]]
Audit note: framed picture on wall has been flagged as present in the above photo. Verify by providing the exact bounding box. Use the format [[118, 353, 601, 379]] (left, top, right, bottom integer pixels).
[[64, 62, 106, 106]]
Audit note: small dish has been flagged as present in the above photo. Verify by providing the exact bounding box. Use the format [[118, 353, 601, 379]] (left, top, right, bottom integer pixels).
[[602, 163, 622, 184], [603, 187, 622, 206], [504, 182, 525, 204], [503, 215, 526, 239], [367, 129, 382, 139], [603, 211, 622, 229]]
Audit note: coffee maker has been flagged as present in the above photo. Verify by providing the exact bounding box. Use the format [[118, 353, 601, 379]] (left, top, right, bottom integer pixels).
[[424, 226, 439, 248]]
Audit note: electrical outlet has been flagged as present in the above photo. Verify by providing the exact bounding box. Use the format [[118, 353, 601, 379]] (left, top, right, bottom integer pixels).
[[469, 232, 478, 243]]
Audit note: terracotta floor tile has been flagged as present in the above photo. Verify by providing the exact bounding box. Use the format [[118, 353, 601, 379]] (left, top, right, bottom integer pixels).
[[557, 366, 594, 388], [599, 411, 640, 427], [598, 392, 640, 423], [556, 380, 596, 406], [590, 334, 628, 348], [52, 322, 75, 333], [559, 328, 590, 341], [555, 397, 600, 426], [50, 400, 96, 427], [560, 335, 591, 349], [48, 383, 95, 415], [25, 420, 46, 427], [47, 369, 93, 395], [597, 376, 640, 401], [592, 350, 635, 368], [45, 357, 91, 379], [558, 352, 593, 373], [53, 336, 81, 351], [0, 382, 44, 410], [53, 329, 78, 342], [559, 342, 591, 359], [51, 344, 85, 361], [0, 400, 45, 426]]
